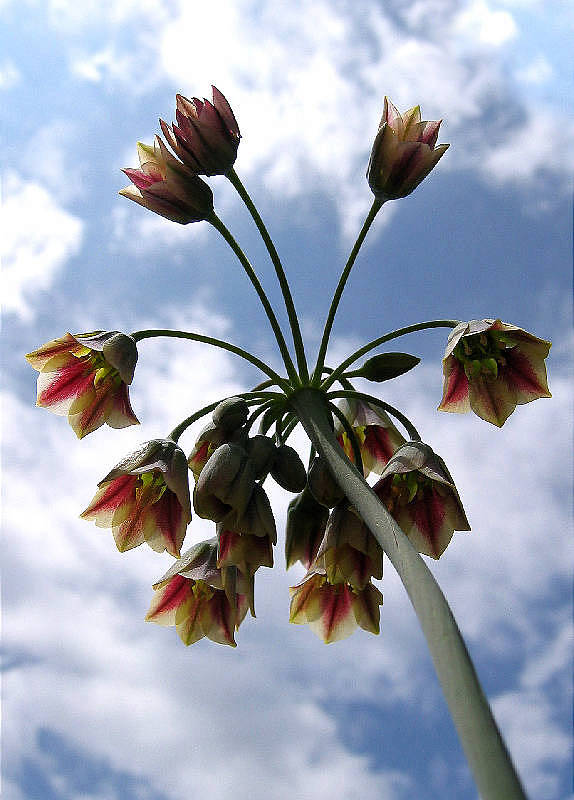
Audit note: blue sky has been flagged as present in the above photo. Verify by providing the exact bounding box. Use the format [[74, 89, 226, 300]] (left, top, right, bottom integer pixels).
[[2, 0, 573, 799]]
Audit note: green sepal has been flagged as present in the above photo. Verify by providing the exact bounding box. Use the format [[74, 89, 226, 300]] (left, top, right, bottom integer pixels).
[[349, 352, 420, 382]]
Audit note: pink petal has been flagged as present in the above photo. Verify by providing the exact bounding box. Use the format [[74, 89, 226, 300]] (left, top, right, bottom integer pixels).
[[502, 347, 551, 402], [26, 333, 84, 371], [146, 575, 191, 625], [201, 592, 237, 646], [81, 475, 137, 525], [468, 374, 517, 427], [438, 357, 470, 413], [36, 358, 95, 412], [312, 584, 357, 643], [149, 491, 186, 558]]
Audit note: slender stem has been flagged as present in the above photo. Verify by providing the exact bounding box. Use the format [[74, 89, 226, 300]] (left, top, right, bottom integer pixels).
[[168, 392, 275, 442], [227, 167, 310, 382], [328, 389, 421, 441], [132, 328, 289, 392], [312, 198, 383, 384], [322, 320, 460, 392], [245, 398, 279, 433], [291, 388, 528, 800], [208, 211, 300, 385]]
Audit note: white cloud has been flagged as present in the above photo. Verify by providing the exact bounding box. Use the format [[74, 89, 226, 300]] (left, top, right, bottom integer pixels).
[[515, 54, 553, 85], [453, 0, 518, 46], [1, 172, 83, 319], [0, 59, 21, 90]]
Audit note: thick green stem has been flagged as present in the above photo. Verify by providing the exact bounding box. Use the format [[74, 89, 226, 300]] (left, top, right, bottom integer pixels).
[[323, 319, 460, 392], [208, 211, 300, 385], [227, 168, 309, 382], [291, 388, 528, 800], [312, 198, 383, 384], [132, 328, 289, 392]]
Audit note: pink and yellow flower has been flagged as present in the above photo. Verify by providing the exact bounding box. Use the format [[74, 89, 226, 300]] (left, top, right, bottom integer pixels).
[[374, 441, 470, 559], [367, 97, 449, 201], [335, 398, 405, 476], [81, 439, 192, 557], [289, 568, 382, 644], [26, 331, 138, 438], [146, 538, 249, 647], [120, 137, 214, 223], [438, 319, 552, 427], [160, 86, 241, 176]]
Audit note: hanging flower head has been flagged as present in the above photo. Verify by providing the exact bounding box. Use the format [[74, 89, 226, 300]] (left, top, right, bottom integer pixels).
[[374, 441, 470, 559], [367, 97, 449, 201], [438, 319, 552, 427], [160, 86, 241, 176], [335, 398, 405, 476], [81, 439, 192, 557], [146, 538, 249, 647], [26, 331, 138, 438], [120, 137, 214, 223]]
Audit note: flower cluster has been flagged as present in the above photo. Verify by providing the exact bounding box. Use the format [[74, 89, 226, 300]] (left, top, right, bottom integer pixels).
[[25, 88, 552, 655]]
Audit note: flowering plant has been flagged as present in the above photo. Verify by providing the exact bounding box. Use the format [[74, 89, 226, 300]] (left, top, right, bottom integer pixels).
[[27, 89, 550, 800]]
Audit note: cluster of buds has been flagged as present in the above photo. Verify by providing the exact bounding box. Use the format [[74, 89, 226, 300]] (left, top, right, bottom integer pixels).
[[121, 87, 240, 224]]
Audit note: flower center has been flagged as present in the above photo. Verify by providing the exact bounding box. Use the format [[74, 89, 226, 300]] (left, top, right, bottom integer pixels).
[[453, 331, 516, 379]]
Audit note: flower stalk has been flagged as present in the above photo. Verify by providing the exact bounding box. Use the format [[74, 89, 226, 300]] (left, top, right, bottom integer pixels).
[[290, 387, 528, 800]]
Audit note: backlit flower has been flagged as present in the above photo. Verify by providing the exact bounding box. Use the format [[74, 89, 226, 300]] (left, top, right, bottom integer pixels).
[[285, 488, 329, 569], [26, 331, 138, 438], [120, 137, 213, 223], [146, 538, 249, 646], [335, 398, 405, 476], [160, 86, 240, 176], [374, 441, 470, 559], [81, 439, 192, 557], [289, 567, 382, 644], [438, 319, 552, 427], [367, 97, 449, 201]]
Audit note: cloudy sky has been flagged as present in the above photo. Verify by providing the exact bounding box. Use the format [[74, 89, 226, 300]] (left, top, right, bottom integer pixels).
[[2, 0, 573, 798]]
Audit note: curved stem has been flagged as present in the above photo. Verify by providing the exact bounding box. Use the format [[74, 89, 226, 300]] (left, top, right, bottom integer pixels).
[[132, 328, 290, 392], [168, 392, 275, 442], [322, 319, 460, 392], [208, 211, 300, 385], [291, 388, 528, 800], [227, 168, 309, 382], [312, 198, 383, 384], [328, 389, 422, 441]]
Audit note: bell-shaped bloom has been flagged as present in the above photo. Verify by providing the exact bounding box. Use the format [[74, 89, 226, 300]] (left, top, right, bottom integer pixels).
[[285, 488, 329, 569], [146, 538, 249, 646], [367, 97, 449, 201], [217, 521, 274, 615], [81, 439, 192, 557], [120, 136, 214, 223], [160, 86, 241, 176], [315, 503, 383, 590], [374, 441, 470, 559], [289, 567, 383, 644], [335, 398, 405, 476], [26, 331, 139, 438], [438, 319, 552, 427]]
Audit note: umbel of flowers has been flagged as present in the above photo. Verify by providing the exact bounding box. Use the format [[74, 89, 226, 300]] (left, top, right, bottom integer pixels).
[[27, 85, 550, 799]]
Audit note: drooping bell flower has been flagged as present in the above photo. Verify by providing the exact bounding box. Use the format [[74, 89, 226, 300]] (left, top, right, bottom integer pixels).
[[289, 567, 383, 644], [374, 441, 470, 559], [335, 398, 405, 476], [285, 488, 329, 569], [438, 319, 552, 427], [160, 86, 241, 176], [81, 439, 192, 557], [146, 538, 249, 647], [26, 331, 139, 438], [367, 97, 449, 201], [120, 136, 214, 223], [217, 522, 274, 616]]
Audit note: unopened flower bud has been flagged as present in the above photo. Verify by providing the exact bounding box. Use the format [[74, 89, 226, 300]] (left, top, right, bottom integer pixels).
[[307, 457, 345, 508], [194, 443, 256, 521], [285, 488, 329, 569], [246, 434, 277, 478], [212, 396, 249, 432], [223, 484, 277, 543], [270, 444, 306, 493], [351, 352, 420, 382]]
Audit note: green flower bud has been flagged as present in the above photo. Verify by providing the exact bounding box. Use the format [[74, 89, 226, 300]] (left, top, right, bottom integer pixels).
[[270, 444, 307, 493], [212, 396, 249, 432], [307, 457, 345, 508]]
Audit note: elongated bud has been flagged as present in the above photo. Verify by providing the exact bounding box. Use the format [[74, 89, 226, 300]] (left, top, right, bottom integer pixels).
[[246, 434, 277, 478], [270, 444, 306, 493], [351, 352, 420, 382], [212, 396, 249, 432], [285, 488, 329, 569], [307, 457, 345, 508]]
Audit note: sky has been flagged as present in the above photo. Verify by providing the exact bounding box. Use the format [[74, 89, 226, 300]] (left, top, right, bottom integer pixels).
[[1, 0, 573, 799]]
